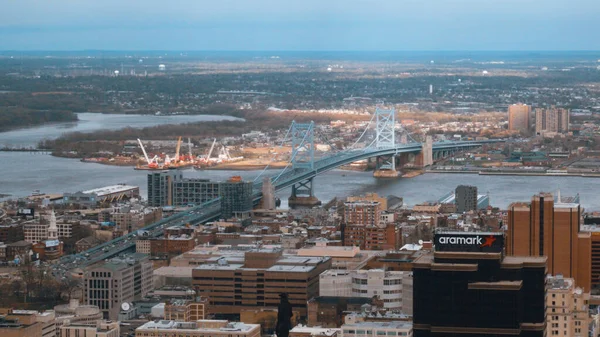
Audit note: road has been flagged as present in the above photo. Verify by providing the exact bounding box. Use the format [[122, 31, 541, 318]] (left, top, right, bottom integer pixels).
[[51, 199, 222, 280]]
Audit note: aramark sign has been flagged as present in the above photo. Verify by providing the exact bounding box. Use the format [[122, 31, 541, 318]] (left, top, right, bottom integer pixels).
[[434, 233, 504, 253]]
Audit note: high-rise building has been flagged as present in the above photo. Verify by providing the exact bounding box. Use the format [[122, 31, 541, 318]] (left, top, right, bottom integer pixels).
[[147, 170, 182, 207], [546, 275, 591, 337], [219, 176, 253, 219], [173, 178, 221, 206], [319, 269, 412, 313], [413, 230, 547, 337], [506, 192, 591, 291], [535, 106, 570, 135], [455, 185, 477, 213], [84, 253, 153, 320], [192, 248, 331, 318], [508, 104, 531, 133], [148, 171, 221, 207]]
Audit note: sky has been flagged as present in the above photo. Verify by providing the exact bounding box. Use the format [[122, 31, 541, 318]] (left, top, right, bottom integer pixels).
[[1, 0, 599, 51]]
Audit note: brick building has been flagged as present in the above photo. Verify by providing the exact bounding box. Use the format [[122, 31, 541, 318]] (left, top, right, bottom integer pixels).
[[192, 248, 331, 318]]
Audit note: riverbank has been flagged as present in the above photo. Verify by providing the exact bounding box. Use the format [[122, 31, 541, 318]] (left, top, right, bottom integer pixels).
[[426, 169, 600, 178]]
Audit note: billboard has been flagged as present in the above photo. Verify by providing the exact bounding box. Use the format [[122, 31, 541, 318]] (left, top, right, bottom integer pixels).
[[17, 208, 35, 217], [434, 232, 504, 253]]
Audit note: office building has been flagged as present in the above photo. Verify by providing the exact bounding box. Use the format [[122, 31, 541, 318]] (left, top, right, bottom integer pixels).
[[506, 192, 591, 291], [341, 322, 413, 337], [192, 248, 331, 318], [84, 253, 153, 320], [546, 275, 591, 337], [455, 185, 478, 213], [135, 320, 260, 337], [173, 178, 221, 207], [536, 106, 570, 135], [413, 230, 547, 337], [580, 225, 600, 294], [148, 170, 182, 207], [219, 176, 253, 219], [508, 104, 531, 133], [319, 269, 412, 313], [60, 320, 119, 337]]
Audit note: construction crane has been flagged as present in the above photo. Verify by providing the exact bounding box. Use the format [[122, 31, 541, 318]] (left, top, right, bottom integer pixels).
[[188, 138, 193, 161], [206, 138, 217, 161], [137, 138, 159, 169], [137, 138, 151, 164], [175, 136, 182, 162]]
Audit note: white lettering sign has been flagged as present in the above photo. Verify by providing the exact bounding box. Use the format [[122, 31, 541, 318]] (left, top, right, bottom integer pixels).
[[438, 236, 482, 245]]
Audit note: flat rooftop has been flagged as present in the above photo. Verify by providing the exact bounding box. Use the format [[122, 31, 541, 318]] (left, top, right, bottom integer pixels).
[[342, 322, 413, 330], [137, 320, 257, 332], [82, 184, 138, 196]]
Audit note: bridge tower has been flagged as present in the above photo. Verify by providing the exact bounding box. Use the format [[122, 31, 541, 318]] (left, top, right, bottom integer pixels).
[[373, 107, 400, 178], [288, 121, 321, 207]]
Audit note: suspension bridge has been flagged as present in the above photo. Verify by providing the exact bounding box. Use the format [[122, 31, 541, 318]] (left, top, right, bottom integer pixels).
[[251, 107, 500, 206], [54, 107, 502, 270]]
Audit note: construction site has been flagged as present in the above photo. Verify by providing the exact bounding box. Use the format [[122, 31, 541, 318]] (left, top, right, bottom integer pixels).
[[135, 137, 245, 171]]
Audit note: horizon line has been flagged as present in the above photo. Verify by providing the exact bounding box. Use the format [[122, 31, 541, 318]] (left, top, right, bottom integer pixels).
[[2, 49, 600, 53]]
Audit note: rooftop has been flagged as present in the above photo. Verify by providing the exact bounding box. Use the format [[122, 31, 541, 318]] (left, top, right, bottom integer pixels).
[[81, 184, 138, 197], [342, 322, 413, 330], [137, 320, 258, 332], [290, 325, 341, 336]]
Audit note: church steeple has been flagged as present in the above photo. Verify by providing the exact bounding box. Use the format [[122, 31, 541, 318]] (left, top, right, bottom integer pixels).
[[47, 210, 58, 240]]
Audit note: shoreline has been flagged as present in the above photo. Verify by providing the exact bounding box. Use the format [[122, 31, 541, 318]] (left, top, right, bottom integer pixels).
[[426, 169, 600, 178]]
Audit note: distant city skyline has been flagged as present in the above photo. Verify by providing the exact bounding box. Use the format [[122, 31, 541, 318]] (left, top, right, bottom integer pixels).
[[1, 0, 599, 51]]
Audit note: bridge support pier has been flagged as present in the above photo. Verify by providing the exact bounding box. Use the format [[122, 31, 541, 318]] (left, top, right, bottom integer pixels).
[[373, 154, 400, 178], [288, 177, 321, 207]]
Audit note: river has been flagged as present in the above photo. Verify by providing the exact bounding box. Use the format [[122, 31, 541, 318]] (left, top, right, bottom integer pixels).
[[0, 112, 242, 148], [0, 114, 598, 210]]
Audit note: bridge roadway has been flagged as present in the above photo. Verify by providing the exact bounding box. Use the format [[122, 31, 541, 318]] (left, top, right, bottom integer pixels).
[[53, 140, 493, 275]]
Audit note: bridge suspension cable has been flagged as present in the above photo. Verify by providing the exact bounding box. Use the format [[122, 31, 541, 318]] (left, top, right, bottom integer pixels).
[[253, 122, 294, 182], [272, 121, 314, 183], [349, 110, 377, 150]]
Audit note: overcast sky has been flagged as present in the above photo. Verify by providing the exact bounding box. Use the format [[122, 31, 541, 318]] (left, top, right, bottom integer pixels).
[[1, 0, 599, 50]]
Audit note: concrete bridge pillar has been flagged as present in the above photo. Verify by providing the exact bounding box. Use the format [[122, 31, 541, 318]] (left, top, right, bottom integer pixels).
[[373, 154, 400, 178], [422, 136, 433, 167], [288, 177, 321, 207]]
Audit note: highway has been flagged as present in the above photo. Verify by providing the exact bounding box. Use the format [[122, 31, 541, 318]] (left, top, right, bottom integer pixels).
[[51, 198, 222, 279]]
